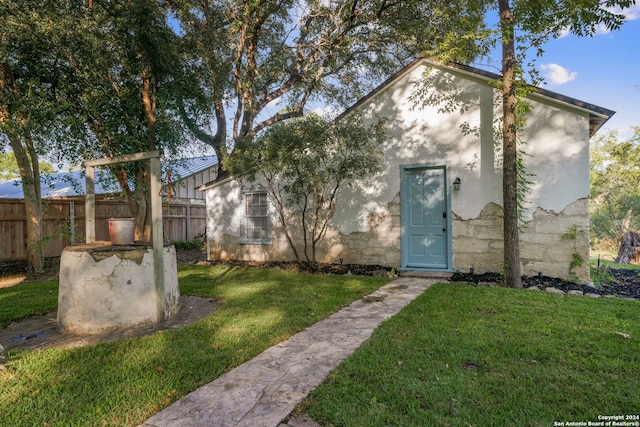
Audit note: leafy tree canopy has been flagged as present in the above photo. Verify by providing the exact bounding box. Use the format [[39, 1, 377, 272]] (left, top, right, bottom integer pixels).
[[590, 127, 640, 247], [0, 150, 54, 181], [167, 0, 477, 159], [225, 113, 386, 262]]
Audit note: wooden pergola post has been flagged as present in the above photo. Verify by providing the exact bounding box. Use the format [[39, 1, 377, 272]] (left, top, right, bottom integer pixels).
[[85, 166, 95, 244], [83, 150, 166, 321]]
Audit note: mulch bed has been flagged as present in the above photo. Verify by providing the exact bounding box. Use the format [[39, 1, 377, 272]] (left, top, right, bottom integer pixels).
[[3, 252, 640, 299], [203, 259, 393, 276], [205, 259, 640, 299]]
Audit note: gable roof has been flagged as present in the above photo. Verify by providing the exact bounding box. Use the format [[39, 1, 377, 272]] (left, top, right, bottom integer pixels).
[[336, 57, 615, 137], [164, 155, 218, 181], [0, 155, 218, 199]]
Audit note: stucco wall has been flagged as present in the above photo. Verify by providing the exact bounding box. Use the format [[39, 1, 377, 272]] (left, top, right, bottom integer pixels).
[[206, 188, 589, 282], [206, 191, 402, 266], [331, 63, 590, 229], [205, 60, 592, 282]]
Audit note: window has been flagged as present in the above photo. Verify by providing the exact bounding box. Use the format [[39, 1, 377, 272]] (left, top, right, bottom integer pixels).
[[243, 189, 270, 243]]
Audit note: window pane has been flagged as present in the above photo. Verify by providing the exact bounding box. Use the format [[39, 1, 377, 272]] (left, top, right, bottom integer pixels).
[[245, 192, 269, 241]]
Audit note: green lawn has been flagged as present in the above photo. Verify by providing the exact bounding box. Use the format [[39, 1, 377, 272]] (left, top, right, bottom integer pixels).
[[0, 264, 387, 427], [296, 283, 640, 427], [2, 266, 639, 427], [0, 280, 58, 329]]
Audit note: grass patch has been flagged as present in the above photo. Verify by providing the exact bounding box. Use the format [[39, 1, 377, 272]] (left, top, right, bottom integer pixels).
[[298, 283, 640, 426], [0, 265, 386, 427], [591, 257, 640, 271], [0, 281, 59, 329]]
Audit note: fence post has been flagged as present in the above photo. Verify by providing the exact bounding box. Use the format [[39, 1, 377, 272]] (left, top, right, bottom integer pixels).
[[85, 166, 95, 243], [70, 200, 76, 245], [186, 205, 191, 242]]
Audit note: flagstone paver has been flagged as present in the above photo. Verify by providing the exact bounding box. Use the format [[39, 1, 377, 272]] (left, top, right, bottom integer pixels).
[[139, 277, 437, 427]]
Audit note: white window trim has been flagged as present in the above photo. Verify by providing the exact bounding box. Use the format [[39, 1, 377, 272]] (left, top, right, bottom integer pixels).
[[240, 188, 271, 245]]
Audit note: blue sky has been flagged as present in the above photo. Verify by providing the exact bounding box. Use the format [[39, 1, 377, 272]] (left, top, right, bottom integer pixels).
[[513, 5, 640, 140]]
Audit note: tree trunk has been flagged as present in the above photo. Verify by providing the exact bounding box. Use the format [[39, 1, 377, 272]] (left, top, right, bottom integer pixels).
[[615, 231, 640, 264], [498, 0, 522, 288], [0, 62, 44, 273], [9, 133, 44, 273]]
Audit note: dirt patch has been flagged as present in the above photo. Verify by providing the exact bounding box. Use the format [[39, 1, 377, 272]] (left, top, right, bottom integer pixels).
[[0, 295, 221, 354], [0, 248, 211, 355]]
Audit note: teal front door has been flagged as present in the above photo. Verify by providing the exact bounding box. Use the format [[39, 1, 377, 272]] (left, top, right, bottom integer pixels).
[[401, 165, 450, 269]]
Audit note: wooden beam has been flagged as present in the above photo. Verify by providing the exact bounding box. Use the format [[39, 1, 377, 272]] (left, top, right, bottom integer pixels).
[[83, 150, 161, 167], [85, 166, 95, 243], [70, 200, 76, 245], [83, 150, 167, 321], [149, 155, 165, 321]]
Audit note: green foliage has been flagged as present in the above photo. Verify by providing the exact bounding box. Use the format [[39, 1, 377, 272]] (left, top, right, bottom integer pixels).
[[561, 225, 586, 282], [172, 238, 203, 251], [590, 127, 640, 247], [226, 113, 387, 262], [0, 151, 54, 181], [168, 0, 474, 150], [589, 258, 615, 285], [569, 252, 585, 276], [1, 0, 210, 243], [36, 219, 75, 252]]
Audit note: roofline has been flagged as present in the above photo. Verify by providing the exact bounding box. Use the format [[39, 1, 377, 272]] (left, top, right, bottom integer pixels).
[[196, 173, 233, 191], [336, 57, 615, 137], [164, 155, 218, 182]]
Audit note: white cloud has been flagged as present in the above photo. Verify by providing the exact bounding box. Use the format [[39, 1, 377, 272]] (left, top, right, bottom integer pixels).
[[557, 5, 639, 37], [617, 4, 640, 20], [595, 4, 640, 34], [557, 27, 572, 38], [540, 63, 577, 85]]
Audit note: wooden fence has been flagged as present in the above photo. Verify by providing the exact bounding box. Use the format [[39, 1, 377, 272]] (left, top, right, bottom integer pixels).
[[0, 198, 206, 262]]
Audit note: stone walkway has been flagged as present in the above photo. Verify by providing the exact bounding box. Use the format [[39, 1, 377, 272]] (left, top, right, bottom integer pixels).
[[138, 277, 438, 427]]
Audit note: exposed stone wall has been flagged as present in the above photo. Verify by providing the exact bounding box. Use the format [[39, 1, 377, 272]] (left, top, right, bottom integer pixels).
[[520, 199, 590, 282], [208, 194, 402, 267], [319, 193, 402, 266], [453, 199, 590, 282], [208, 194, 589, 283], [452, 203, 504, 275]]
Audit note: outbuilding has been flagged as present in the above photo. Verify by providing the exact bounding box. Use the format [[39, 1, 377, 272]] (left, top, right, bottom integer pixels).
[[200, 58, 613, 282]]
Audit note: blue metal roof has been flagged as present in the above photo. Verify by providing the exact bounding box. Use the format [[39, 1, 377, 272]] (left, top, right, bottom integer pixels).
[[163, 155, 218, 181], [0, 155, 218, 199]]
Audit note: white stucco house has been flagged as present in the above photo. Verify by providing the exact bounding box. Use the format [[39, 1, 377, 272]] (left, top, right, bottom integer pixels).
[[199, 58, 614, 282]]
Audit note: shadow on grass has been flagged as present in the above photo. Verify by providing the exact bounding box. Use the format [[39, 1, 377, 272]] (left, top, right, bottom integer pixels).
[[0, 264, 387, 426]]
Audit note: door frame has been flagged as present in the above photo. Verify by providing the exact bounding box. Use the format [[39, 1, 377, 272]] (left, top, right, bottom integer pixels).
[[399, 163, 453, 272]]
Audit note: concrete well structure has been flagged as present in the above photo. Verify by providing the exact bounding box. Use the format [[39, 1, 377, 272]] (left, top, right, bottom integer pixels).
[[58, 242, 180, 335]]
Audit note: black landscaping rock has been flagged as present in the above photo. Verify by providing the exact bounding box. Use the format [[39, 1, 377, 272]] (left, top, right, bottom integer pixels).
[[451, 270, 640, 300]]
